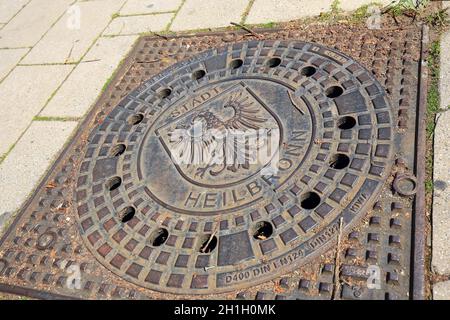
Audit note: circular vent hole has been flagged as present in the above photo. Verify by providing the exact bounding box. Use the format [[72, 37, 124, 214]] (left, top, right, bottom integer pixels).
[[230, 59, 243, 69], [337, 116, 356, 129], [300, 192, 321, 210], [110, 144, 126, 156], [325, 86, 344, 98], [266, 57, 281, 68], [158, 88, 172, 99], [253, 221, 273, 240], [106, 176, 121, 191], [397, 177, 416, 193], [118, 206, 135, 223], [300, 66, 316, 77], [199, 234, 218, 253], [149, 228, 169, 247], [329, 154, 350, 169], [128, 113, 144, 125], [192, 69, 206, 80], [394, 175, 417, 196]]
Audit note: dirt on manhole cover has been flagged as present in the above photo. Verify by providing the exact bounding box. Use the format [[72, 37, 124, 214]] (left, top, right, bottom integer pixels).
[[0, 20, 428, 300]]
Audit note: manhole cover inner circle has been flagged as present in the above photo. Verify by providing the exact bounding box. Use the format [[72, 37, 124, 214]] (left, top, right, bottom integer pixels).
[[139, 78, 313, 215], [75, 40, 394, 294]]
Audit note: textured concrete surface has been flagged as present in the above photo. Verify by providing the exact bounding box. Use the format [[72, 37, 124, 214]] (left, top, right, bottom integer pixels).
[[440, 30, 450, 110], [104, 13, 172, 35], [170, 0, 249, 31], [0, 65, 73, 156], [432, 110, 450, 276], [120, 0, 181, 15], [0, 48, 28, 81], [0, 120, 78, 222], [433, 281, 450, 300], [0, 0, 72, 48], [22, 0, 124, 64], [41, 35, 137, 118], [0, 0, 29, 23], [83, 34, 138, 61], [246, 0, 332, 24]]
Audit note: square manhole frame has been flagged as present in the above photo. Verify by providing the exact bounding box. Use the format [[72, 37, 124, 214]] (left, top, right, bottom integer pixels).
[[0, 23, 429, 300]]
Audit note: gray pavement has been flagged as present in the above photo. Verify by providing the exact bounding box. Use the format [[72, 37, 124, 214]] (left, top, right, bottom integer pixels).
[[432, 0, 450, 300]]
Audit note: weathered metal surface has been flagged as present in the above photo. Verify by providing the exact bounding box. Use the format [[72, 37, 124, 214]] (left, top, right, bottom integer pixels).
[[75, 41, 394, 295], [0, 22, 426, 300]]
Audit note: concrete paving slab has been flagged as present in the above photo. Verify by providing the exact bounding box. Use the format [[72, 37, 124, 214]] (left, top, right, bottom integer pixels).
[[0, 120, 78, 222], [82, 34, 138, 61], [0, 65, 73, 156], [0, 48, 29, 81], [0, 0, 72, 48], [120, 0, 181, 15], [0, 0, 29, 23], [440, 30, 450, 110], [40, 35, 137, 118], [246, 0, 333, 24], [433, 280, 450, 300], [170, 0, 249, 31], [103, 13, 172, 35], [432, 110, 450, 275], [22, 0, 125, 64], [104, 13, 174, 35]]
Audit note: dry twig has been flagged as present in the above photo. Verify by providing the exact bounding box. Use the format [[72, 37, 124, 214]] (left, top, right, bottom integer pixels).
[[230, 21, 261, 38]]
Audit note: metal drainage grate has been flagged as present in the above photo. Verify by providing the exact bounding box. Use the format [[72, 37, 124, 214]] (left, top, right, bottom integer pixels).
[[0, 22, 428, 300]]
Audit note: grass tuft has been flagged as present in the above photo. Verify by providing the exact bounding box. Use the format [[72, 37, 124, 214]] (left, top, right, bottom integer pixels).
[[318, 0, 342, 22], [240, 0, 256, 24], [350, 2, 383, 22], [255, 21, 277, 29], [33, 116, 79, 122], [425, 40, 440, 194], [426, 7, 449, 27], [388, 0, 429, 17]]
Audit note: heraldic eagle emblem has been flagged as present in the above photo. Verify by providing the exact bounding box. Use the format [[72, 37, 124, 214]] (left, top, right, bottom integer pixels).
[[167, 90, 276, 179]]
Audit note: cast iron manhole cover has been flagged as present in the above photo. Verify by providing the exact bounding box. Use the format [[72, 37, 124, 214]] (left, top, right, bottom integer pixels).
[[75, 41, 394, 294], [0, 23, 428, 300]]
